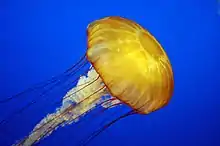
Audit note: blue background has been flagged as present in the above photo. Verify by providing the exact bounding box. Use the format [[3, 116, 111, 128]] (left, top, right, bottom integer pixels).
[[1, 0, 220, 146]]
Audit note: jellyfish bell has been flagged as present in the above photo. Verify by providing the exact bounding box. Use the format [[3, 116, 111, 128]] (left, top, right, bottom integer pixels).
[[87, 16, 174, 114], [1, 16, 173, 146]]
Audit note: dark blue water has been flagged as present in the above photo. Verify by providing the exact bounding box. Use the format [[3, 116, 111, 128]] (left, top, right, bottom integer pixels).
[[1, 0, 220, 146]]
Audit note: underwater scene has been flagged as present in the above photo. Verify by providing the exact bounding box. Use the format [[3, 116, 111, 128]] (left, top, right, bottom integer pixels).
[[1, 0, 220, 146]]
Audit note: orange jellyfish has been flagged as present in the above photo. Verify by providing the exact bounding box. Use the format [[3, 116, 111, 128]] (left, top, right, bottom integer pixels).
[[1, 16, 174, 146]]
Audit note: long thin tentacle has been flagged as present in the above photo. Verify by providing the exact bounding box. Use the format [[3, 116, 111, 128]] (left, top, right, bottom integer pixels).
[[80, 97, 152, 146], [80, 110, 136, 146], [15, 86, 110, 146], [0, 54, 87, 104], [0, 56, 89, 126]]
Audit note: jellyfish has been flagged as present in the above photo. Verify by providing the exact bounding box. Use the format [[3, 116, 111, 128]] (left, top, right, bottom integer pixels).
[[1, 16, 174, 146]]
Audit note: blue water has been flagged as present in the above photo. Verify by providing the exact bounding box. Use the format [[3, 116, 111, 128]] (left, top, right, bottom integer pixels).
[[1, 0, 220, 146]]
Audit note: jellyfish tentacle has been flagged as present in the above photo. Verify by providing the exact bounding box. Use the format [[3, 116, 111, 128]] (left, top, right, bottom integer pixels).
[[33, 99, 113, 146], [80, 96, 153, 146], [0, 59, 90, 127], [101, 97, 121, 109], [33, 98, 120, 146], [98, 103, 122, 128], [0, 54, 87, 104], [16, 87, 112, 146], [24, 75, 103, 137], [21, 73, 101, 127], [62, 75, 100, 102], [32, 94, 110, 138], [0, 100, 35, 125], [16, 66, 105, 144], [80, 110, 136, 146], [64, 54, 87, 74]]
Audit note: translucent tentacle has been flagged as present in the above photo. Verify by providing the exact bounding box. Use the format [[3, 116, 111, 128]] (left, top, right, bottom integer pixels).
[[14, 67, 120, 145]]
